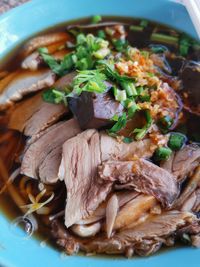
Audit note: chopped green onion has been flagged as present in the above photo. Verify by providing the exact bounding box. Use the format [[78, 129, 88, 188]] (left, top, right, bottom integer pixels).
[[130, 25, 143, 32], [128, 102, 139, 119], [112, 114, 119, 122], [121, 81, 137, 97], [112, 39, 128, 52], [133, 110, 152, 140], [136, 86, 144, 95], [109, 112, 127, 133], [168, 133, 187, 151], [97, 30, 106, 39], [154, 147, 172, 161], [158, 115, 173, 133], [150, 33, 178, 45], [91, 15, 102, 24], [121, 98, 140, 118], [140, 19, 148, 28], [76, 33, 86, 45], [113, 88, 127, 102], [93, 48, 110, 59]]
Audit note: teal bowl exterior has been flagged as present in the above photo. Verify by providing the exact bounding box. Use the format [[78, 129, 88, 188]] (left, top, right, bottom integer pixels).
[[0, 0, 199, 266]]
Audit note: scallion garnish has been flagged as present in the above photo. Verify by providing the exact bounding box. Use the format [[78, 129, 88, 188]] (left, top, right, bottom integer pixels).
[[154, 146, 172, 161], [113, 88, 127, 102], [112, 39, 128, 52], [91, 15, 102, 24], [168, 132, 187, 151], [121, 81, 137, 97], [133, 110, 152, 140], [93, 48, 110, 59], [130, 25, 143, 32], [109, 112, 127, 133], [97, 30, 106, 39], [150, 33, 178, 45], [158, 115, 173, 133]]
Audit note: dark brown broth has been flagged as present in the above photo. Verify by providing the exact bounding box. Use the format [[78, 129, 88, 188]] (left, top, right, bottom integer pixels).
[[0, 16, 200, 256]]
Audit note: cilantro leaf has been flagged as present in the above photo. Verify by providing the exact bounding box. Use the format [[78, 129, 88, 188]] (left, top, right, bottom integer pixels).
[[97, 60, 133, 83], [42, 88, 68, 106], [73, 70, 107, 95], [38, 48, 75, 76]]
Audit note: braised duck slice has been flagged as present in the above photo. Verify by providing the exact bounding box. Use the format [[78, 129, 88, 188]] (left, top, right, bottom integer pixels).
[[161, 144, 200, 182], [99, 159, 179, 207], [51, 211, 196, 256], [21, 32, 70, 56], [58, 129, 113, 227], [21, 119, 81, 183], [0, 69, 56, 109], [58, 130, 156, 227], [8, 92, 67, 137]]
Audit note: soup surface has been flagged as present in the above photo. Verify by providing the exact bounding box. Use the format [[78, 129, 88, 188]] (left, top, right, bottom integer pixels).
[[0, 16, 200, 257]]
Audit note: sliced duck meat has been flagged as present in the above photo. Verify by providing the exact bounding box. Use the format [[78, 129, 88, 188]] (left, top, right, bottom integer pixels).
[[177, 220, 200, 247], [161, 144, 200, 182], [21, 51, 42, 71], [21, 41, 70, 71], [21, 119, 81, 183], [0, 69, 56, 109], [21, 32, 70, 56], [8, 92, 67, 137], [111, 194, 157, 231], [51, 211, 196, 256], [58, 129, 113, 227], [77, 191, 139, 225], [180, 188, 200, 212], [38, 146, 62, 184], [58, 130, 156, 227], [175, 166, 200, 209], [68, 87, 123, 130], [100, 132, 156, 160], [99, 159, 179, 207]]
